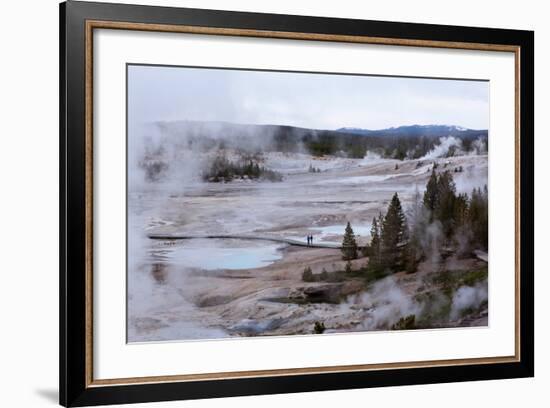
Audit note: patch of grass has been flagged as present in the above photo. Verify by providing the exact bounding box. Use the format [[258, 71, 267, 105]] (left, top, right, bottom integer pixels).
[[302, 265, 368, 283], [429, 266, 488, 292], [462, 268, 488, 286], [415, 267, 488, 327], [361, 267, 391, 287], [300, 262, 393, 295], [414, 291, 453, 327]]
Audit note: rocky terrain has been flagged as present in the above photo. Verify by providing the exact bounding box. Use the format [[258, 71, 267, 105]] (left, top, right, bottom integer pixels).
[[127, 152, 488, 342]]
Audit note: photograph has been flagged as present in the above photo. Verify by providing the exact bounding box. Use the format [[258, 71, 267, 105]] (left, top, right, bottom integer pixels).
[[126, 65, 490, 342], [53, 2, 536, 405]]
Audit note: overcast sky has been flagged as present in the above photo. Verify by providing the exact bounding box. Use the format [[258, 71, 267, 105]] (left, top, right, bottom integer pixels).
[[128, 64, 489, 130]]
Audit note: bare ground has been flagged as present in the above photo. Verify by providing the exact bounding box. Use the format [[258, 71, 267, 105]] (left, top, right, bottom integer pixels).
[[127, 154, 489, 341]]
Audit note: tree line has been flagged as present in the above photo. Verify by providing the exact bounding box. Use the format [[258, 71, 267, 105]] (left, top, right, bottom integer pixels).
[[340, 169, 488, 279], [155, 121, 487, 161], [202, 155, 283, 182], [300, 132, 485, 160]]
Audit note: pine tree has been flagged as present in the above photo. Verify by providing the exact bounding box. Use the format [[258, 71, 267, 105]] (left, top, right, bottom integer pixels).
[[423, 168, 439, 215], [422, 169, 460, 239], [381, 193, 408, 271], [453, 192, 472, 256], [369, 217, 381, 260], [481, 185, 488, 249], [345, 260, 353, 275], [302, 266, 314, 282], [313, 321, 326, 334], [378, 211, 384, 237], [468, 186, 488, 250], [365, 217, 382, 274], [253, 162, 261, 178], [434, 170, 458, 238], [341, 221, 358, 260], [405, 186, 426, 273], [454, 193, 469, 227]]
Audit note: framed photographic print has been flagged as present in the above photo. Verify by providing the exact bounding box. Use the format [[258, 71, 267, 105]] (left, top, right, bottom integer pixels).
[[59, 1, 534, 406]]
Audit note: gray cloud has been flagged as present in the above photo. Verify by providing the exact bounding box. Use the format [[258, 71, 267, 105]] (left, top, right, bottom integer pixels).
[[128, 64, 489, 130]]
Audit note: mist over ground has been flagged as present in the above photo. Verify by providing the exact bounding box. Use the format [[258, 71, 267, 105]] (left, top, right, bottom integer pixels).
[[127, 65, 489, 342]]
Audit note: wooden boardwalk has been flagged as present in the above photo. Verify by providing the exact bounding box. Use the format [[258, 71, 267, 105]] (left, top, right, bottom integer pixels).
[[147, 233, 343, 249]]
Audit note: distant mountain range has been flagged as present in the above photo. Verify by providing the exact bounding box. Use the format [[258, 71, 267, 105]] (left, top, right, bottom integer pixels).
[[157, 121, 487, 139], [152, 120, 487, 159], [337, 124, 486, 138]]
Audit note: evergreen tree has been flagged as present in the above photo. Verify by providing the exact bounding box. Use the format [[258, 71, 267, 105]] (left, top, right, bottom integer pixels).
[[454, 193, 469, 228], [481, 185, 488, 249], [302, 266, 314, 282], [365, 216, 388, 280], [381, 193, 408, 271], [367, 217, 381, 259], [453, 192, 473, 256], [434, 170, 458, 238], [345, 260, 353, 275], [422, 169, 460, 239], [423, 169, 439, 216], [253, 162, 261, 178], [364, 216, 383, 275], [468, 186, 488, 250], [341, 221, 358, 260], [377, 211, 385, 249], [313, 321, 326, 334], [405, 187, 426, 273]]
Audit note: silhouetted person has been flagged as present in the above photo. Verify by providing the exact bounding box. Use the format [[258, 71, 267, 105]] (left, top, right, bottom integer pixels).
[[310, 235, 313, 245]]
